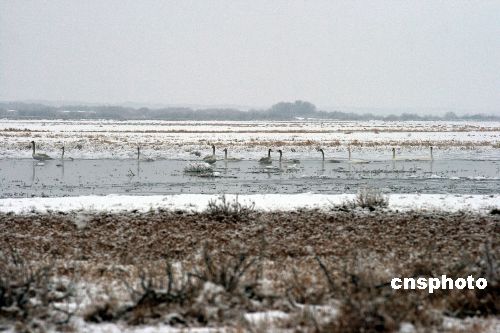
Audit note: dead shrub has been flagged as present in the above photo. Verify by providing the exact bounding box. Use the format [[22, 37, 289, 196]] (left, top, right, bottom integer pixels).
[[123, 263, 202, 325], [444, 243, 499, 318], [0, 248, 75, 328], [84, 247, 261, 326], [350, 188, 389, 211], [85, 261, 202, 325], [313, 256, 439, 332], [205, 195, 255, 220], [190, 246, 258, 294], [285, 266, 329, 305], [84, 299, 121, 323]]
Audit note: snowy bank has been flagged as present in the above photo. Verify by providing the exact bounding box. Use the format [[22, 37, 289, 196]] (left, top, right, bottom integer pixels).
[[1, 119, 500, 160], [0, 193, 498, 214]]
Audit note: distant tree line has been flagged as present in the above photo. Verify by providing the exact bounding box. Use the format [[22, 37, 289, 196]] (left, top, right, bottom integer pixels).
[[0, 100, 498, 121]]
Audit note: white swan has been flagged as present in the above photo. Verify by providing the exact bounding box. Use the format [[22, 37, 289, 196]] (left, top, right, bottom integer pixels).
[[56, 146, 73, 167], [277, 149, 300, 164], [202, 144, 217, 164], [259, 149, 273, 164], [276, 150, 301, 172], [31, 141, 52, 161], [347, 146, 369, 164], [392, 147, 433, 161], [223, 148, 242, 161], [61, 146, 73, 161], [318, 148, 343, 163], [137, 146, 154, 162]]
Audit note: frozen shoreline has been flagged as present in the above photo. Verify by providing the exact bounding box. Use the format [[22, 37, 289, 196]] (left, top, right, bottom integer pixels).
[[0, 193, 498, 214], [1, 119, 499, 160]]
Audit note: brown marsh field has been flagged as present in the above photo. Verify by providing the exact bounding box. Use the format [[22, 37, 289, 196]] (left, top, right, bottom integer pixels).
[[1, 206, 498, 332]]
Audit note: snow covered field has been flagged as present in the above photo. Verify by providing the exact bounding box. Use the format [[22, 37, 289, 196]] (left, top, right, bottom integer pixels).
[[0, 193, 498, 214], [1, 119, 499, 160]]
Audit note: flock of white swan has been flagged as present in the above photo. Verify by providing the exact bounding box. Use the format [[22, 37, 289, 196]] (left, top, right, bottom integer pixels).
[[30, 140, 435, 165]]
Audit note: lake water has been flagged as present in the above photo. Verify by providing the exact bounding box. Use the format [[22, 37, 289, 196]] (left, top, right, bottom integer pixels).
[[1, 158, 498, 198]]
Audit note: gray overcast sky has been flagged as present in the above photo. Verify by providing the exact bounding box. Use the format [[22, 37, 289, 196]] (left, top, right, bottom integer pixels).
[[0, 0, 499, 113]]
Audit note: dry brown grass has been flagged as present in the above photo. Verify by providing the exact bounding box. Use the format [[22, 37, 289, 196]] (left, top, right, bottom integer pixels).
[[0, 251, 75, 331], [205, 195, 255, 221], [0, 209, 498, 331], [344, 187, 389, 210]]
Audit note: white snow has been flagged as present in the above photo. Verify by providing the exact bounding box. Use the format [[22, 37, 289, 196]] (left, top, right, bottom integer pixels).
[[183, 161, 213, 173], [0, 193, 497, 214], [442, 316, 500, 333], [399, 322, 417, 333], [1, 119, 499, 160], [244, 310, 290, 324], [74, 318, 223, 333]]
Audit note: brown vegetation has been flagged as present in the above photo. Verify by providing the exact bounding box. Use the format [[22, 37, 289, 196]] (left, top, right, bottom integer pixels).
[[0, 209, 498, 331]]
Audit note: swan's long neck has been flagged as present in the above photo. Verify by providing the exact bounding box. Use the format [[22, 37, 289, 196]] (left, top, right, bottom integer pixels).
[[268, 149, 271, 158], [62, 147, 65, 159], [137, 147, 140, 160], [348, 147, 351, 160], [224, 149, 228, 160], [279, 151, 282, 162], [430, 147, 433, 160], [392, 148, 396, 160], [32, 142, 35, 155], [320, 150, 324, 161], [212, 145, 215, 157]]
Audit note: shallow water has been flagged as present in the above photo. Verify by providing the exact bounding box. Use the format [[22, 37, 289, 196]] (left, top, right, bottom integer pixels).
[[0, 158, 499, 198]]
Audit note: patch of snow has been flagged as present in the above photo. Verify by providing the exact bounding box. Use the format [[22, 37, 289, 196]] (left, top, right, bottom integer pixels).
[[295, 303, 338, 317], [399, 322, 416, 333], [183, 162, 213, 173], [244, 310, 290, 324], [74, 317, 223, 333], [0, 193, 498, 214], [72, 213, 91, 230], [442, 316, 500, 333]]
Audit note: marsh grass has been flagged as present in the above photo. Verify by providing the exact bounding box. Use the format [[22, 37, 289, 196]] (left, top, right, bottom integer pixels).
[[205, 194, 255, 220], [0, 248, 75, 331], [1, 210, 498, 332], [338, 187, 389, 211]]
